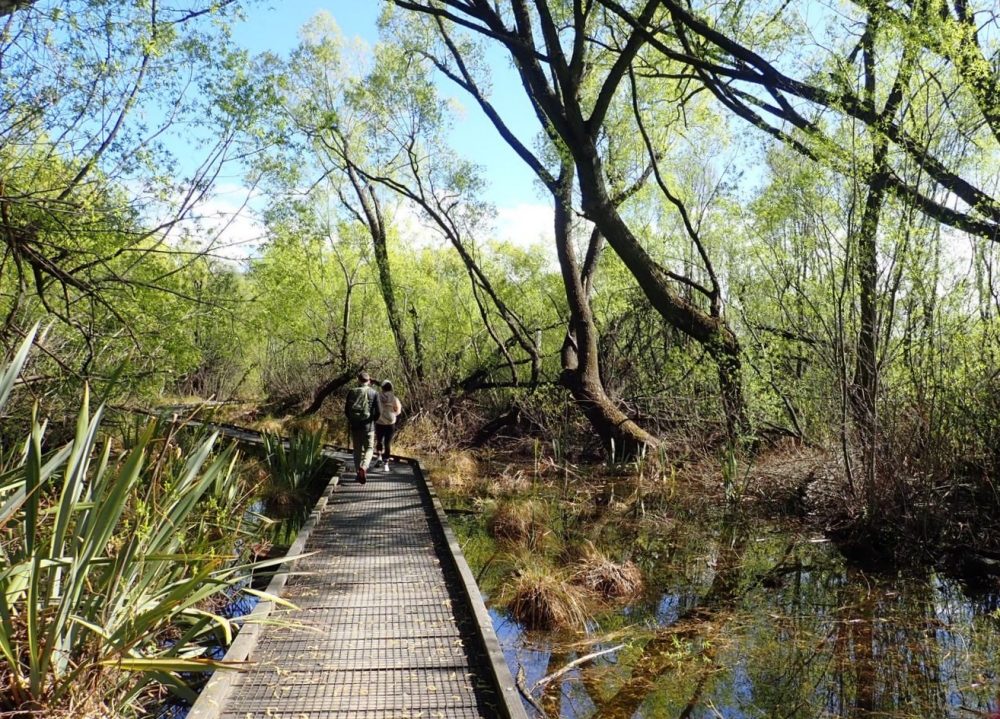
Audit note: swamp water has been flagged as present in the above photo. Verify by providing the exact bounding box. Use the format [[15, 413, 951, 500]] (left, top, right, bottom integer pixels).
[[453, 513, 1000, 718]]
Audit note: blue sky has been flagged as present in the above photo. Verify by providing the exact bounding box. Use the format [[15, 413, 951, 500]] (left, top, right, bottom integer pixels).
[[229, 1, 555, 248]]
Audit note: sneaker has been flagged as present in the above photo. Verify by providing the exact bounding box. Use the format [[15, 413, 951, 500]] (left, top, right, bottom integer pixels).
[[372, 457, 383, 468], [383, 461, 390, 472], [358, 467, 366, 484]]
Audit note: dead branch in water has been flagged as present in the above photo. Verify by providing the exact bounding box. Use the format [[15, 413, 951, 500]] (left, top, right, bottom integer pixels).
[[531, 643, 625, 692]]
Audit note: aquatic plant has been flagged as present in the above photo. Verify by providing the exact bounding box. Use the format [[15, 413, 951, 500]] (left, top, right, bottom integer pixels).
[[426, 450, 479, 491], [487, 498, 550, 549], [499, 556, 590, 630], [0, 329, 265, 715], [260, 428, 330, 509], [575, 545, 644, 600]]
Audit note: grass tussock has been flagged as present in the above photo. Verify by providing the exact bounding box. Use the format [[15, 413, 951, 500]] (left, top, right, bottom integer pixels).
[[252, 415, 286, 434], [484, 466, 533, 497], [399, 413, 450, 453], [488, 498, 550, 547], [286, 415, 326, 435], [575, 545, 643, 600], [425, 450, 479, 491], [500, 558, 591, 630]]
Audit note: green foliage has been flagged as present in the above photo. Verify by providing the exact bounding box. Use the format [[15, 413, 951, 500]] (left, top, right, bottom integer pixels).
[[0, 0, 264, 414], [260, 429, 330, 498], [0, 332, 263, 714]]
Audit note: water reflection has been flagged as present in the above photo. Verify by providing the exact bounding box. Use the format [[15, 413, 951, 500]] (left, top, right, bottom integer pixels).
[[477, 519, 1000, 718]]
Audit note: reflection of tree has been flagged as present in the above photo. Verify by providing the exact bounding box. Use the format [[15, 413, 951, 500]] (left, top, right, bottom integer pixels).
[[734, 547, 836, 715], [541, 646, 569, 717], [586, 521, 749, 719], [516, 524, 1000, 718], [740, 564, 956, 718], [832, 570, 949, 718]]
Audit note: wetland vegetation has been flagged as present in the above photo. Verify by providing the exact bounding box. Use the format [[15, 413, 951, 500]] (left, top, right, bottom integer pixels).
[[5, 0, 1000, 715], [440, 454, 1000, 718]]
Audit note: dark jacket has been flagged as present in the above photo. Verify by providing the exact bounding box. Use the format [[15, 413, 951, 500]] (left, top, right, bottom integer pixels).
[[345, 385, 381, 432]]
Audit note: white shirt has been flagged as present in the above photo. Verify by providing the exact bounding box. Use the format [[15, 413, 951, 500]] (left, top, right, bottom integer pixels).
[[376, 391, 401, 425]]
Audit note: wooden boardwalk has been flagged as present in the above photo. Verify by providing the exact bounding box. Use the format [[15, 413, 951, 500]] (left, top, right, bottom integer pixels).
[[189, 447, 526, 719]]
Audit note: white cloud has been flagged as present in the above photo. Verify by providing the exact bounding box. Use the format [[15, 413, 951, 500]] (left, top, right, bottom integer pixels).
[[389, 201, 556, 259], [185, 187, 267, 263], [147, 182, 267, 265], [494, 203, 554, 250]]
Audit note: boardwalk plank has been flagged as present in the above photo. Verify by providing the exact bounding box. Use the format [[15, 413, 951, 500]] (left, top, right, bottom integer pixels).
[[196, 452, 519, 719]]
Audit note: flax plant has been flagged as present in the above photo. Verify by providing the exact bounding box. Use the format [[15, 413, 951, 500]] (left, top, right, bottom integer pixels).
[[0, 329, 273, 714], [261, 430, 329, 497]]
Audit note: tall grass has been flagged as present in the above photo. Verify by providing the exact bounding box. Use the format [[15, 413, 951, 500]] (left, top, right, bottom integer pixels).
[[0, 328, 267, 715]]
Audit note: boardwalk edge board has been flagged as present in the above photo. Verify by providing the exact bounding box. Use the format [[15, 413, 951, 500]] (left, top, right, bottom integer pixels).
[[187, 457, 339, 719], [414, 460, 530, 719], [179, 419, 529, 719]]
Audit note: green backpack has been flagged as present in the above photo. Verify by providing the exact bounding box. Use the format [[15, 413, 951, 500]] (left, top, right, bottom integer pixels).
[[346, 386, 373, 426]]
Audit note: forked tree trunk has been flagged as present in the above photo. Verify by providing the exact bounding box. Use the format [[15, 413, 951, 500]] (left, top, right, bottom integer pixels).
[[554, 167, 658, 458], [345, 164, 421, 384], [574, 148, 750, 443], [850, 16, 912, 516]]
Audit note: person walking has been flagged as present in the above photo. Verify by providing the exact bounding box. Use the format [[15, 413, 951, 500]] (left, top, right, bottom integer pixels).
[[344, 371, 380, 483], [373, 380, 402, 471]]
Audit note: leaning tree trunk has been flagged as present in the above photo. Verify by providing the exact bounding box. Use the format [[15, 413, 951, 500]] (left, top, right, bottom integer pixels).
[[573, 145, 750, 444], [554, 165, 658, 458]]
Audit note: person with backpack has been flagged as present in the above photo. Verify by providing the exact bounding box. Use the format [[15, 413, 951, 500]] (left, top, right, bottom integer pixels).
[[344, 371, 380, 483], [373, 380, 403, 472]]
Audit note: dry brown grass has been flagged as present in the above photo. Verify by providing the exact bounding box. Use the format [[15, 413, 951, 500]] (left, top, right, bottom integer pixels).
[[500, 559, 591, 630], [252, 416, 286, 435], [575, 545, 643, 600], [286, 415, 326, 435], [745, 444, 846, 515], [487, 498, 550, 548], [399, 413, 450, 453], [484, 465, 533, 497], [424, 450, 480, 491]]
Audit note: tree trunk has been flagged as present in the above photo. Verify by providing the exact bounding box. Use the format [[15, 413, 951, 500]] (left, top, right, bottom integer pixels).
[[852, 154, 885, 515], [554, 164, 658, 458], [409, 304, 426, 383], [573, 144, 750, 443], [344, 162, 419, 385], [850, 15, 911, 515], [299, 368, 356, 416]]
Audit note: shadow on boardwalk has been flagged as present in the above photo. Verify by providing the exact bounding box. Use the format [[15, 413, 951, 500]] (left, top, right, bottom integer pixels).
[[189, 442, 527, 719]]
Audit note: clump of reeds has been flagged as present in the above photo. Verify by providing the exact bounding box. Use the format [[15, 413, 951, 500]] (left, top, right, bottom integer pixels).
[[575, 545, 643, 600], [500, 558, 590, 630], [253, 415, 285, 434], [488, 498, 549, 548], [287, 415, 325, 435]]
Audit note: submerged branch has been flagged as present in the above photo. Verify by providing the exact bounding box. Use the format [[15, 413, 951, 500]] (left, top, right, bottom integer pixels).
[[532, 643, 625, 693]]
